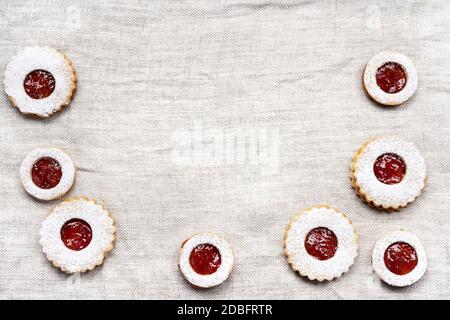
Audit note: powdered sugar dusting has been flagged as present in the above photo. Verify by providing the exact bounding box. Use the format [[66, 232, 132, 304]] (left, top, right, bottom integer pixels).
[[284, 206, 358, 281], [372, 230, 427, 287], [352, 136, 426, 209], [20, 147, 75, 201], [363, 51, 418, 106], [4, 46, 76, 117], [179, 233, 234, 288], [40, 198, 116, 273]]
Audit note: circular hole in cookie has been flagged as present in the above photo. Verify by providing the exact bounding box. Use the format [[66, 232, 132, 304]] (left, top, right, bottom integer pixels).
[[376, 62, 407, 94], [31, 157, 62, 189], [384, 241, 418, 275], [23, 69, 56, 99], [373, 153, 406, 185], [189, 243, 222, 275], [304, 227, 338, 261], [60, 218, 93, 251]]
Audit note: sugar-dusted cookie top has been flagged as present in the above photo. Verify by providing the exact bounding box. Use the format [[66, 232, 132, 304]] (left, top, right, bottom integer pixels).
[[372, 230, 427, 287], [179, 233, 234, 288], [284, 205, 358, 281], [363, 51, 417, 106], [4, 46, 76, 117], [351, 136, 426, 210], [40, 198, 116, 273], [20, 147, 76, 201]]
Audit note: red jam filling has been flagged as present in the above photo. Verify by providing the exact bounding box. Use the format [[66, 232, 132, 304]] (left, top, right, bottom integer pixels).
[[189, 243, 221, 275], [304, 227, 338, 261], [31, 157, 62, 189], [60, 219, 93, 251], [23, 69, 56, 99], [373, 153, 406, 185], [376, 62, 407, 94], [384, 242, 418, 275]]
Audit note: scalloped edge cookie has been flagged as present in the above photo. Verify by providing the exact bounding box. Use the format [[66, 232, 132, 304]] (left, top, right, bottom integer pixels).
[[284, 205, 359, 281], [363, 50, 417, 106], [39, 197, 116, 273], [350, 136, 426, 211], [179, 233, 234, 288], [372, 230, 427, 287], [4, 46, 77, 117]]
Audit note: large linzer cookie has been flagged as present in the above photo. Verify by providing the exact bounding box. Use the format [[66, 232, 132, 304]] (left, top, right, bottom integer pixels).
[[40, 198, 116, 273], [372, 230, 427, 287], [179, 233, 234, 288], [350, 136, 426, 211], [284, 205, 358, 281], [4, 46, 76, 117], [363, 51, 417, 106], [20, 147, 76, 201]]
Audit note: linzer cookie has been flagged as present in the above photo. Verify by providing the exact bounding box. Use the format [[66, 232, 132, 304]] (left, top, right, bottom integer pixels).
[[284, 205, 358, 281], [363, 51, 417, 106], [20, 147, 76, 201], [4, 46, 76, 117], [372, 230, 427, 287], [350, 136, 426, 211], [179, 233, 234, 288], [40, 198, 116, 273]]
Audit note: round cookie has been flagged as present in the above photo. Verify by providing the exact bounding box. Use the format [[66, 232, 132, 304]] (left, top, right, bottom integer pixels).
[[284, 205, 359, 281], [363, 51, 417, 106], [350, 136, 426, 211], [179, 233, 234, 288], [372, 230, 427, 287], [20, 147, 76, 201], [4, 46, 77, 117], [40, 198, 116, 273]]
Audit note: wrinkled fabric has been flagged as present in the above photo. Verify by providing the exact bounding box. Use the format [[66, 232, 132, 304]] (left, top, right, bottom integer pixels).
[[0, 0, 449, 299]]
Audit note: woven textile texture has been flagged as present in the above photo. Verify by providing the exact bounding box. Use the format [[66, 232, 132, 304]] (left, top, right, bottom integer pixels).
[[0, 0, 449, 299]]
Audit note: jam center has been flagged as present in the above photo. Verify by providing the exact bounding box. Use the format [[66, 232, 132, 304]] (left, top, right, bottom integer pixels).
[[60, 219, 93, 251], [384, 242, 418, 275], [31, 157, 62, 189], [23, 69, 56, 99], [304, 227, 338, 261], [373, 153, 406, 185], [376, 62, 407, 94], [189, 243, 221, 275]]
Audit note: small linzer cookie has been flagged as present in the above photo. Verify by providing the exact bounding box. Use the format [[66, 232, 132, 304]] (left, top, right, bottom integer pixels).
[[4, 46, 77, 117], [363, 51, 417, 106], [40, 198, 116, 273], [179, 233, 234, 288], [372, 230, 427, 287], [284, 205, 358, 281], [20, 147, 75, 201], [350, 136, 426, 211]]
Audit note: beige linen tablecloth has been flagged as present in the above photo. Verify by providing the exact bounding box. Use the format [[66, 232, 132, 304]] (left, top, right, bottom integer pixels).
[[0, 0, 449, 299]]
